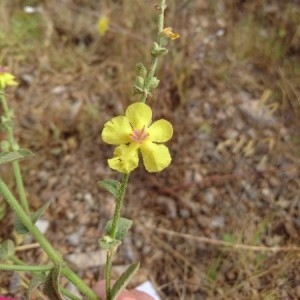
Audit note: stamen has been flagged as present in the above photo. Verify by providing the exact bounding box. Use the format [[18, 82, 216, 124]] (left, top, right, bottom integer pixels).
[[130, 125, 149, 144], [0, 66, 8, 73]]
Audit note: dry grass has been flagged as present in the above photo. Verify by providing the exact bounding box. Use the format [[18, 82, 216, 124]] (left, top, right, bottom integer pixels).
[[1, 0, 300, 299]]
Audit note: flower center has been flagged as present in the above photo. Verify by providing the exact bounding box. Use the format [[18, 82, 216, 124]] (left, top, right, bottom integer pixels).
[[130, 126, 149, 144]]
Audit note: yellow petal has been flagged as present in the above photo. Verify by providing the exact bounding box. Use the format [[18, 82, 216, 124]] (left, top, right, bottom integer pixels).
[[140, 142, 171, 172], [148, 119, 173, 143], [108, 144, 139, 173], [0, 73, 17, 89], [125, 102, 152, 130], [102, 116, 132, 145], [97, 16, 109, 36]]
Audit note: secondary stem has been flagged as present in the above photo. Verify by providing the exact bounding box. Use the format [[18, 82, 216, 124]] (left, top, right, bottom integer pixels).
[[0, 92, 30, 214], [0, 178, 99, 300], [140, 0, 166, 103], [0, 263, 53, 272]]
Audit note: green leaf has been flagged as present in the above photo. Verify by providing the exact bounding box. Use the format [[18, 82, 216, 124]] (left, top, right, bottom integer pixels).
[[111, 262, 140, 299], [0, 240, 15, 260], [43, 265, 63, 300], [0, 149, 33, 165], [15, 202, 50, 234], [27, 272, 46, 299], [98, 179, 120, 199], [105, 217, 133, 241]]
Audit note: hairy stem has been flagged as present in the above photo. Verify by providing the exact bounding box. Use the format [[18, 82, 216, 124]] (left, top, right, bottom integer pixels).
[[140, 0, 166, 103], [0, 92, 30, 214], [0, 263, 53, 272], [105, 173, 130, 299], [110, 173, 130, 238]]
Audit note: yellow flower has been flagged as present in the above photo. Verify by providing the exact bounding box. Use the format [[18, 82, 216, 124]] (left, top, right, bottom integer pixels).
[[162, 27, 180, 40], [0, 67, 18, 89], [97, 16, 109, 37], [102, 102, 173, 173]]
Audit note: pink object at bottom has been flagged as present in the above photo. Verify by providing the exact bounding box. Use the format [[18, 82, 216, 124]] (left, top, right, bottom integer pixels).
[[0, 297, 17, 300]]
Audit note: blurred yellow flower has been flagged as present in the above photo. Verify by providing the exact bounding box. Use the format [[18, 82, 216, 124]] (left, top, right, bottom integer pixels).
[[162, 27, 180, 40], [0, 67, 17, 90], [97, 16, 109, 36], [102, 102, 173, 173]]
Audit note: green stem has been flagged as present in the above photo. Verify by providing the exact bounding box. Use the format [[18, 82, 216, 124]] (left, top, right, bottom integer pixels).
[[12, 161, 30, 214], [105, 251, 112, 300], [110, 173, 130, 238], [105, 173, 130, 299], [0, 92, 30, 214], [0, 178, 99, 300], [140, 0, 166, 103], [0, 263, 53, 272]]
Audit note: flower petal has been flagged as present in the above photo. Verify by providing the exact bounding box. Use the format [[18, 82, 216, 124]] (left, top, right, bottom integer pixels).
[[148, 119, 173, 143], [0, 73, 17, 89], [108, 143, 139, 173], [140, 141, 171, 172], [125, 103, 152, 129], [102, 116, 132, 145]]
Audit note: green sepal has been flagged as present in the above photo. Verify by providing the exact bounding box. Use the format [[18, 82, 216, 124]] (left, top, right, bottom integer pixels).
[[43, 265, 64, 300], [27, 272, 46, 299], [0, 149, 33, 165], [133, 75, 145, 95], [136, 63, 147, 78], [97, 179, 120, 199], [151, 42, 168, 57], [149, 77, 160, 90], [99, 235, 121, 252], [15, 202, 50, 235], [111, 262, 140, 299], [0, 239, 15, 260], [135, 76, 145, 90], [105, 217, 133, 241]]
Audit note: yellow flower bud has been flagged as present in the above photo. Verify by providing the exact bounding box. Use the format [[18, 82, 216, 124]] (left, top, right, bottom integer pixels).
[[162, 27, 180, 40], [0, 67, 18, 90]]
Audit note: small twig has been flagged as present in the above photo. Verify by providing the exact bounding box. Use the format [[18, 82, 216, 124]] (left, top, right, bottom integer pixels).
[[149, 226, 300, 253], [15, 243, 40, 252]]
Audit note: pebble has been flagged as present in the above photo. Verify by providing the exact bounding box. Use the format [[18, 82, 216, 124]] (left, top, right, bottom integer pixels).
[[66, 250, 106, 269], [67, 226, 86, 246], [211, 216, 225, 229]]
